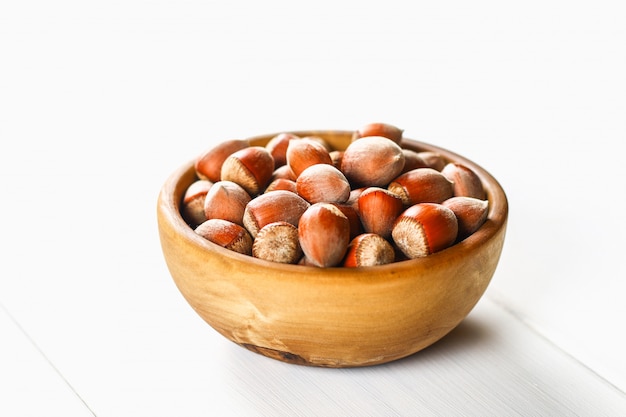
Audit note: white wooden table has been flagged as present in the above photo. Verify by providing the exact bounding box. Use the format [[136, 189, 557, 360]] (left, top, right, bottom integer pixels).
[[1, 1, 625, 416]]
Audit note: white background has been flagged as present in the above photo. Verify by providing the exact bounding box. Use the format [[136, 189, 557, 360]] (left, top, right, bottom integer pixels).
[[1, 0, 625, 415]]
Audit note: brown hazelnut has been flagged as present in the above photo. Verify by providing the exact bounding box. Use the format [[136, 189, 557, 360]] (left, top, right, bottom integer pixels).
[[181, 179, 213, 227], [265, 178, 298, 194], [265, 132, 300, 168], [195, 139, 250, 182], [298, 202, 351, 267], [242, 190, 310, 238], [220, 146, 275, 196], [387, 168, 454, 206], [346, 187, 366, 209], [391, 203, 458, 259], [286, 137, 333, 178], [331, 203, 363, 240], [194, 219, 253, 255], [357, 187, 404, 239], [203, 180, 251, 225], [301, 135, 332, 151], [271, 164, 297, 182], [343, 233, 396, 267]]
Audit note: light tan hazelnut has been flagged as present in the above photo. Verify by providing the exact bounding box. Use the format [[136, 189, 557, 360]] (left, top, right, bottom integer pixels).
[[415, 151, 446, 171], [340, 136, 405, 188], [441, 162, 486, 200], [329, 150, 343, 169], [252, 221, 302, 264], [352, 122, 404, 144], [442, 196, 489, 240], [296, 163, 351, 204], [400, 149, 429, 173]]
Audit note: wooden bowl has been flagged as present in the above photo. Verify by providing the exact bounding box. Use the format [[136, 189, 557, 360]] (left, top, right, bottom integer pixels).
[[157, 131, 508, 367]]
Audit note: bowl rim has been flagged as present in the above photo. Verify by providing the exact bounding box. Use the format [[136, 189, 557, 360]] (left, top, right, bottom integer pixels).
[[158, 130, 508, 277]]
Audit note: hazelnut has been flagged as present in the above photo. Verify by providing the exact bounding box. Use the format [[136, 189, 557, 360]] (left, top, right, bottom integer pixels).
[[286, 137, 333, 178], [387, 168, 454, 206], [242, 190, 310, 238], [195, 139, 250, 182], [194, 219, 253, 255], [357, 187, 404, 239], [220, 146, 275, 196], [400, 149, 429, 173], [340, 136, 405, 188], [265, 132, 300, 168], [329, 150, 343, 169], [391, 203, 458, 259], [181, 179, 212, 227], [203, 180, 251, 226], [343, 233, 396, 268], [265, 178, 298, 194], [271, 165, 297, 181], [442, 196, 489, 240], [352, 122, 404, 144], [441, 162, 486, 200], [415, 151, 446, 171], [301, 135, 332, 152], [298, 202, 351, 267], [346, 187, 366, 209], [296, 163, 351, 204], [331, 203, 363, 240], [252, 221, 302, 264]]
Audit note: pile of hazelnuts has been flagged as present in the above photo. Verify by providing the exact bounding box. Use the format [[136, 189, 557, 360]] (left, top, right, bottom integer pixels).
[[181, 123, 489, 268]]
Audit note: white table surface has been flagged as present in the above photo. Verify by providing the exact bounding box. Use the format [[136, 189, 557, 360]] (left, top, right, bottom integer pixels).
[[2, 1, 625, 416]]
